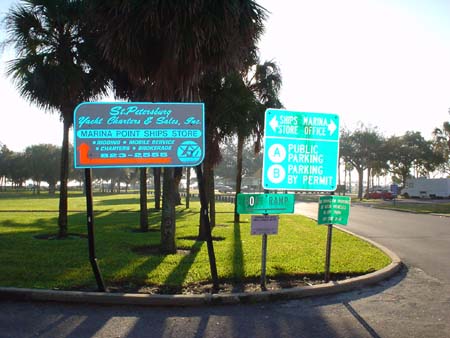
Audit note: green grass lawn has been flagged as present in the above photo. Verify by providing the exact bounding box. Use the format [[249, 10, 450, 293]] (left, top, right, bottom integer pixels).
[[377, 202, 450, 214], [357, 198, 450, 215], [0, 192, 390, 293]]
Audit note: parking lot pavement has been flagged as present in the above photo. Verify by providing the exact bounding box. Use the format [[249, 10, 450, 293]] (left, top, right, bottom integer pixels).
[[1, 265, 449, 338]]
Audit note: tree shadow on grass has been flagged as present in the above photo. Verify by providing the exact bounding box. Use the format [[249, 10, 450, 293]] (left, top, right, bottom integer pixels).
[[0, 213, 97, 289], [0, 210, 214, 292], [224, 220, 250, 224], [161, 240, 204, 293], [104, 255, 167, 293], [177, 235, 225, 241], [1, 213, 87, 238], [88, 211, 210, 293], [96, 197, 143, 206], [1, 208, 397, 295]]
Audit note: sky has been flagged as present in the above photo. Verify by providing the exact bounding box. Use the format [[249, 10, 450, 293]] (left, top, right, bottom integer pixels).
[[1, 0, 450, 152]]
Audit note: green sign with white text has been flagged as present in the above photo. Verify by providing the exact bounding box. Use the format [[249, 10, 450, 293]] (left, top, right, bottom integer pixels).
[[237, 193, 295, 214], [262, 109, 340, 191], [317, 196, 351, 225]]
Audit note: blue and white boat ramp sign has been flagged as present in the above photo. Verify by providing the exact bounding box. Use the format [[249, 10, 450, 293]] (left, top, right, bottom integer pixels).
[[262, 109, 340, 191]]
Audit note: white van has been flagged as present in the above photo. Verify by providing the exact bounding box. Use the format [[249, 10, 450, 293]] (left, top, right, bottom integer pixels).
[[401, 177, 450, 198]]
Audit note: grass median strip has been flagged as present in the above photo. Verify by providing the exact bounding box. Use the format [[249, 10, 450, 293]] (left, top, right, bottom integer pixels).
[[373, 201, 450, 214], [0, 192, 390, 293]]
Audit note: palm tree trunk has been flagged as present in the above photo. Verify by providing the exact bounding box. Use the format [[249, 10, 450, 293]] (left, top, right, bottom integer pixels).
[[174, 167, 183, 205], [153, 168, 161, 210], [208, 167, 216, 228], [57, 118, 70, 238], [161, 167, 176, 253], [198, 160, 216, 239], [357, 167, 364, 200], [349, 169, 352, 193], [234, 133, 244, 223], [343, 164, 347, 196], [186, 167, 190, 208], [139, 168, 148, 232], [337, 159, 341, 195], [366, 168, 371, 195]]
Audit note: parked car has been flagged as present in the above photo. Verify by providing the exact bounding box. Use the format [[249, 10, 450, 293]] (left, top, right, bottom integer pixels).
[[215, 184, 233, 193], [364, 190, 394, 200]]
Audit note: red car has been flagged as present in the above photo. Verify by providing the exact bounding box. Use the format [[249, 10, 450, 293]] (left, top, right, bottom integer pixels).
[[364, 190, 394, 200]]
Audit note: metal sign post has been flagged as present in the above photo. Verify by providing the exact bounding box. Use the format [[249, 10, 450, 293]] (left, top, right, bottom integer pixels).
[[250, 215, 279, 290], [238, 191, 286, 291], [73, 101, 208, 292], [195, 165, 219, 290], [84, 168, 106, 292], [324, 224, 333, 283], [317, 195, 351, 282], [261, 233, 268, 290]]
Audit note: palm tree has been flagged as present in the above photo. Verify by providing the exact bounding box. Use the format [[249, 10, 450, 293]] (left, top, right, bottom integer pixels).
[[89, 0, 267, 251], [433, 121, 450, 175], [196, 48, 260, 230], [109, 73, 153, 231], [4, 0, 109, 238], [233, 60, 282, 222], [205, 60, 282, 222], [197, 57, 283, 225]]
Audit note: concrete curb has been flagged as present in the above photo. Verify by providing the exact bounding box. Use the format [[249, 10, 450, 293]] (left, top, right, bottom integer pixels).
[[0, 229, 402, 307]]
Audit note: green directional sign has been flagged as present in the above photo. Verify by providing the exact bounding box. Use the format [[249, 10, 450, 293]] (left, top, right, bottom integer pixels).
[[262, 109, 339, 191], [237, 193, 295, 214], [317, 196, 351, 225]]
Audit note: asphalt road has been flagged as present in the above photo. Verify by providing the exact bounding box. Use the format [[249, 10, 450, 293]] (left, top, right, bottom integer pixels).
[[1, 202, 450, 338], [295, 200, 450, 283]]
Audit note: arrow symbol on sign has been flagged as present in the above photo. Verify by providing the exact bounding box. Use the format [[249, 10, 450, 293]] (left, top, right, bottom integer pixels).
[[328, 119, 337, 136], [269, 115, 278, 132]]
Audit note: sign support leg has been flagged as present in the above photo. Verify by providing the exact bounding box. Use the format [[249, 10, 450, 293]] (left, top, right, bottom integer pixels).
[[261, 233, 268, 290], [324, 224, 333, 283], [85, 168, 106, 292], [195, 165, 219, 291]]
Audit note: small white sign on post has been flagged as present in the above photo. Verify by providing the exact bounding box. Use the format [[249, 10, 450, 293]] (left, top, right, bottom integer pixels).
[[251, 215, 279, 235]]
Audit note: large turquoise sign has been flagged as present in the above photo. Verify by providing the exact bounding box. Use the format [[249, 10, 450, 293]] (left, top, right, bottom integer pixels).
[[74, 102, 205, 168], [262, 109, 340, 191]]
